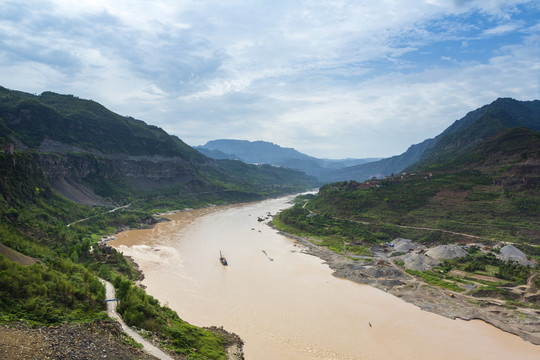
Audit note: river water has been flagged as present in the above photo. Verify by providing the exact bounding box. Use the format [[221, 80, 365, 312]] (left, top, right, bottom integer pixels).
[[109, 195, 540, 360]]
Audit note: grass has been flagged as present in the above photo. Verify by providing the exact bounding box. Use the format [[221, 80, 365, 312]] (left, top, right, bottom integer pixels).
[[405, 269, 464, 293]]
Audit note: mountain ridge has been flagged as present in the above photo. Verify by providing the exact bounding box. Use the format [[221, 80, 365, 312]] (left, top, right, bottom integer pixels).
[[0, 86, 317, 205], [320, 97, 540, 182], [196, 139, 380, 177]]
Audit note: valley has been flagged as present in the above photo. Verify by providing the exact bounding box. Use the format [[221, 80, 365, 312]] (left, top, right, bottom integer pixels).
[[1, 87, 539, 359]]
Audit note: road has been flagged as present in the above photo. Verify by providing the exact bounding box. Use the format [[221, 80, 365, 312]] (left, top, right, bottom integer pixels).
[[67, 204, 132, 227], [99, 279, 174, 360]]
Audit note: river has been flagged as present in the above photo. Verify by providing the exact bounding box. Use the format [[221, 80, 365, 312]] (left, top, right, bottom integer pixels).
[[109, 195, 540, 360]]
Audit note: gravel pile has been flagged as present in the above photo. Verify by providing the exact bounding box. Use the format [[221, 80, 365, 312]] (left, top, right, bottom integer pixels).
[[498, 244, 532, 266], [426, 245, 467, 260], [391, 238, 417, 252], [400, 253, 440, 271]]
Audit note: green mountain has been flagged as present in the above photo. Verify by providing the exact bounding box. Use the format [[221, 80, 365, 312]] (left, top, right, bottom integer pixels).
[[197, 139, 380, 177], [276, 99, 540, 247], [320, 98, 540, 182], [0, 85, 318, 357], [274, 125, 540, 316], [0, 86, 317, 205], [411, 98, 540, 170], [1, 88, 204, 160]]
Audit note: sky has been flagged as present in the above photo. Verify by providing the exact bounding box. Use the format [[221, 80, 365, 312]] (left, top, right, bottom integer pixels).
[[1, 0, 539, 159]]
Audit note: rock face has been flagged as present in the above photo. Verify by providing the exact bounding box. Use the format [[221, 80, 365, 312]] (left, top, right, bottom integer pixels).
[[400, 253, 440, 271], [37, 153, 216, 205], [498, 244, 532, 266], [426, 245, 467, 260]]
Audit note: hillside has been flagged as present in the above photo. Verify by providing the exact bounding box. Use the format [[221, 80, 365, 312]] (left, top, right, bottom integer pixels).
[[0, 86, 317, 205], [319, 138, 435, 182], [293, 127, 540, 241], [411, 98, 540, 170], [0, 86, 319, 358], [1, 87, 204, 160], [197, 139, 379, 177], [321, 98, 540, 182], [273, 125, 540, 343]]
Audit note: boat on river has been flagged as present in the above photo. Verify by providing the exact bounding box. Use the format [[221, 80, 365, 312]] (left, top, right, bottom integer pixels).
[[219, 250, 228, 266]]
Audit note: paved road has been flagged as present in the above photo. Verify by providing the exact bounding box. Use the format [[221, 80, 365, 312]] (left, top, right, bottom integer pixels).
[[99, 279, 174, 360]]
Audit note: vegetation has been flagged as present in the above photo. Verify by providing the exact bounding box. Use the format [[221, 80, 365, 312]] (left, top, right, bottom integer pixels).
[[1, 87, 539, 354], [404, 269, 464, 293], [0, 253, 106, 323], [274, 126, 540, 303], [0, 85, 314, 357], [111, 277, 227, 359], [1, 86, 205, 159], [277, 145, 540, 245], [0, 151, 240, 358], [0, 85, 317, 206]]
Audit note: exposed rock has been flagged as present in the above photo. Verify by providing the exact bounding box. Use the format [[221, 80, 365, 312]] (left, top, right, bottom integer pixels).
[[426, 244, 467, 260], [51, 176, 111, 206], [0, 320, 161, 360], [37, 152, 217, 205], [0, 243, 37, 266]]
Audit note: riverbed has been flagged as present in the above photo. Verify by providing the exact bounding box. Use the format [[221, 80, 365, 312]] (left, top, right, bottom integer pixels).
[[109, 195, 540, 360]]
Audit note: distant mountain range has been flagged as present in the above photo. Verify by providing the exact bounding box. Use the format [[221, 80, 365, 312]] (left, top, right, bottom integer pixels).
[[2, 83, 537, 195], [197, 98, 540, 184], [196, 140, 380, 177]]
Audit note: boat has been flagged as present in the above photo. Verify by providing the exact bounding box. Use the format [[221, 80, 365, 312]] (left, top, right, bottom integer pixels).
[[219, 250, 228, 266]]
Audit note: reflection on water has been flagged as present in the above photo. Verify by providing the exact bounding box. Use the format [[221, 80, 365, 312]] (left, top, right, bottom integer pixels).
[[110, 196, 540, 360]]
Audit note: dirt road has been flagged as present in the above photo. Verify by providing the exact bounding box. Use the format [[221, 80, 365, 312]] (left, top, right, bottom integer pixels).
[[99, 279, 174, 360]]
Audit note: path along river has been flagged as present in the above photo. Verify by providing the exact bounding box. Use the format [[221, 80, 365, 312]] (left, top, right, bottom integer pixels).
[[109, 195, 540, 360]]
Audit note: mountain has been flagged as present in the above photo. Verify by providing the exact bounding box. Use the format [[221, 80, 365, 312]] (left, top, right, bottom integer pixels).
[[429, 126, 540, 185], [1, 88, 204, 160], [1, 87, 271, 358], [276, 125, 540, 247], [0, 85, 317, 356], [320, 98, 540, 182], [0, 86, 317, 205], [196, 139, 380, 177], [319, 138, 436, 182], [273, 124, 540, 340], [410, 97, 540, 170]]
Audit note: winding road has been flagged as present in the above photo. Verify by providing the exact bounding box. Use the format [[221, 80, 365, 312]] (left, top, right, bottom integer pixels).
[[99, 279, 174, 360]]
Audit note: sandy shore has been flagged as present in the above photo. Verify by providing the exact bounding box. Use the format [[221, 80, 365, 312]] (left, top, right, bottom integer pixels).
[[279, 229, 540, 345]]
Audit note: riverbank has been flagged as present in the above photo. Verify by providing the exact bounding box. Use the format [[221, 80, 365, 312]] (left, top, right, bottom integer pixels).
[[102, 226, 246, 360], [108, 196, 540, 359], [278, 229, 540, 345]]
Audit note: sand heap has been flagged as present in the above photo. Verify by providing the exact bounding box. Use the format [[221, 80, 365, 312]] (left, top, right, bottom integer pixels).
[[426, 245, 467, 260], [400, 253, 440, 271]]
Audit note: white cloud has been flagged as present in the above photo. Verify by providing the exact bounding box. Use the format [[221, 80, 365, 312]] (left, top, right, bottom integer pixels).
[[0, 0, 538, 158], [482, 23, 521, 36]]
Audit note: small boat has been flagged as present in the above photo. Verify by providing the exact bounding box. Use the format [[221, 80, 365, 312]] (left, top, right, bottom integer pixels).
[[219, 250, 228, 266]]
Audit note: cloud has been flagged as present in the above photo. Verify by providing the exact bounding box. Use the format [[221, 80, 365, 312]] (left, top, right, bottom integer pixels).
[[0, 0, 538, 158], [482, 23, 521, 36]]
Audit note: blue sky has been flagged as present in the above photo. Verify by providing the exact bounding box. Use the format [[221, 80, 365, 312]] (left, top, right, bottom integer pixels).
[[1, 0, 539, 158]]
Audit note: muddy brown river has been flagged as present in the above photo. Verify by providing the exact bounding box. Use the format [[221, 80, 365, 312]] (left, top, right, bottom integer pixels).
[[109, 195, 540, 359]]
